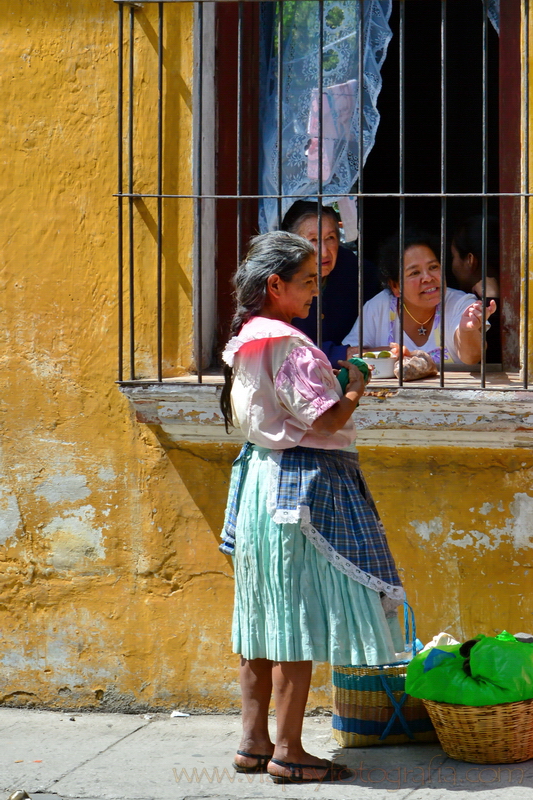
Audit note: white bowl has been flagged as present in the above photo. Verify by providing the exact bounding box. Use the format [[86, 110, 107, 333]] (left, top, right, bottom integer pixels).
[[362, 354, 396, 379]]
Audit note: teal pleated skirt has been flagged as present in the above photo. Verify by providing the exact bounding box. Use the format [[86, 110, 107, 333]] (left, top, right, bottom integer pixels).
[[229, 447, 403, 666]]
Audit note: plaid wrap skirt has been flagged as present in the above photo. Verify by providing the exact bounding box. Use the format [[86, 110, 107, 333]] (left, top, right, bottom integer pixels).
[[226, 445, 404, 665]]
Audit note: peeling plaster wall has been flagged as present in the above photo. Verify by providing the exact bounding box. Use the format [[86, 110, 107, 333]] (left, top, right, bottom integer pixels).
[[0, 1, 239, 712], [359, 446, 533, 645], [1, 0, 533, 716]]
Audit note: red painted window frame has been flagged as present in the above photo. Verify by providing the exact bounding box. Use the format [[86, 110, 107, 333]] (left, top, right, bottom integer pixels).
[[499, 0, 522, 370]]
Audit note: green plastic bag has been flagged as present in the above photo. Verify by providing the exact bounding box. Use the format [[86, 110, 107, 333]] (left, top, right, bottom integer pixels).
[[337, 357, 370, 393], [405, 634, 533, 706]]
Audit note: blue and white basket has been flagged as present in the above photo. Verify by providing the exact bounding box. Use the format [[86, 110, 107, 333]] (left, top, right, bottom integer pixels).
[[332, 604, 437, 747]]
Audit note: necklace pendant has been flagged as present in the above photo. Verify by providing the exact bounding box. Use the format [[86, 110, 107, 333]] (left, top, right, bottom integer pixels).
[[402, 302, 434, 336]]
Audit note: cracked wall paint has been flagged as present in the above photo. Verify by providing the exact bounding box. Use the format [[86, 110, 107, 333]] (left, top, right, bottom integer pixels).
[[359, 445, 533, 644], [35, 473, 91, 505], [0, 0, 255, 714], [409, 494, 533, 553], [409, 518, 443, 542], [98, 467, 116, 483], [43, 505, 106, 570], [492, 493, 533, 550], [0, 483, 23, 546]]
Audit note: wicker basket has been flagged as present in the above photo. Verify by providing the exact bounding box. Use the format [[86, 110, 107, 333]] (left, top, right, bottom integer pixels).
[[423, 698, 533, 764], [332, 663, 437, 747]]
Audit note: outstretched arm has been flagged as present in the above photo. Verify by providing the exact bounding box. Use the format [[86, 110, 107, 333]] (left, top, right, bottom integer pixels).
[[454, 300, 497, 364]]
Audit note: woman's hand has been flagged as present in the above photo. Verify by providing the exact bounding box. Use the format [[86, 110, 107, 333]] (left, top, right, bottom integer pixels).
[[389, 342, 412, 360], [311, 361, 368, 436], [459, 299, 496, 332], [338, 359, 370, 394], [472, 278, 499, 299], [455, 300, 496, 364]]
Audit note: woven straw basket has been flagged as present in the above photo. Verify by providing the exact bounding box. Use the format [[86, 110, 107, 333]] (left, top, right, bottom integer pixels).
[[332, 663, 437, 747], [423, 698, 533, 764]]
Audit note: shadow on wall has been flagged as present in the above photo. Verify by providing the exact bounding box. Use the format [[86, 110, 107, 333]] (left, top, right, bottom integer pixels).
[[147, 425, 241, 544]]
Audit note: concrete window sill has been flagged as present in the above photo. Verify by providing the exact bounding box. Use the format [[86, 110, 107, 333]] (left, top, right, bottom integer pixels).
[[120, 373, 533, 449]]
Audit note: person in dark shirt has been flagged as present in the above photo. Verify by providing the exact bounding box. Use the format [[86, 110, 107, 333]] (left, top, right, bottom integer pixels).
[[451, 215, 501, 363], [281, 201, 381, 367]]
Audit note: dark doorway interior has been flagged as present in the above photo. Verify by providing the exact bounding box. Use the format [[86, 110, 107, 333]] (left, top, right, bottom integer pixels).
[[361, 0, 500, 283], [214, 0, 505, 363]]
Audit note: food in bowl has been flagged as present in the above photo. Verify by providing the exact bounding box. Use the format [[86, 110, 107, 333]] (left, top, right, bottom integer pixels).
[[363, 351, 392, 359], [362, 350, 396, 379]]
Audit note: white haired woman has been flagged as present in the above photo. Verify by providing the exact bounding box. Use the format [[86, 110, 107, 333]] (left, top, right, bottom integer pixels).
[[281, 201, 381, 367]]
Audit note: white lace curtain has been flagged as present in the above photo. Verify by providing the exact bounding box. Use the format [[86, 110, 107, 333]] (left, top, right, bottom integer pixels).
[[258, 0, 500, 235], [259, 1, 393, 235]]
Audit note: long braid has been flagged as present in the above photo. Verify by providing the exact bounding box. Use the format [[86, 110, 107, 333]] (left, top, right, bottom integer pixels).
[[220, 232, 314, 431], [228, 304, 259, 338], [220, 363, 235, 432]]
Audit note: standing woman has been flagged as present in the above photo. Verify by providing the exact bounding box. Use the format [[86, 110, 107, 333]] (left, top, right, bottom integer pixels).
[[220, 231, 404, 784]]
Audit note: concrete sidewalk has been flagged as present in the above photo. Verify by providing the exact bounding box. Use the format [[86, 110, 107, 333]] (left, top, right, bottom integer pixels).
[[0, 708, 532, 800]]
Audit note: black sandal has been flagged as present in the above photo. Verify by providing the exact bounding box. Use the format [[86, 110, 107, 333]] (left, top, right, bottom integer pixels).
[[268, 757, 351, 784], [232, 750, 272, 773]]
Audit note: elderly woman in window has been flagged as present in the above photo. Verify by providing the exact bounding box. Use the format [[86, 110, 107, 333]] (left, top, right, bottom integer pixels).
[[342, 229, 496, 366], [281, 201, 381, 368]]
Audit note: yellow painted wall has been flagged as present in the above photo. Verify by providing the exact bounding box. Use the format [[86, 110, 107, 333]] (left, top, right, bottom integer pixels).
[[0, 0, 239, 711], [360, 445, 533, 639], [1, 0, 533, 715]]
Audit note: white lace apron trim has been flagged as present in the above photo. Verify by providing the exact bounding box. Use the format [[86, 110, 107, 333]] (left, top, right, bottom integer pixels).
[[265, 450, 404, 603]]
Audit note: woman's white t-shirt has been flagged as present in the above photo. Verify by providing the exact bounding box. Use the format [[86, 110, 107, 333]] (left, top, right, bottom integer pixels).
[[342, 288, 479, 364]]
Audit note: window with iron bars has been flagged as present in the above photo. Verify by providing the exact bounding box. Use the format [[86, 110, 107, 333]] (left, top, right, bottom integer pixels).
[[115, 0, 531, 392]]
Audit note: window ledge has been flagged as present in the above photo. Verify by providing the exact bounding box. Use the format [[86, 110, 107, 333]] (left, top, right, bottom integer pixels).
[[120, 378, 533, 449]]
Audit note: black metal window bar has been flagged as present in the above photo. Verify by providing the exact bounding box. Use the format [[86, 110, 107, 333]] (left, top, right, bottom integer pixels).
[[116, 0, 531, 391]]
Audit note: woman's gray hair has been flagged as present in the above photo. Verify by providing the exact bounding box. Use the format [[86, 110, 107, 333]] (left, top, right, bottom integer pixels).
[[221, 230, 314, 430], [281, 200, 341, 242], [228, 231, 315, 337]]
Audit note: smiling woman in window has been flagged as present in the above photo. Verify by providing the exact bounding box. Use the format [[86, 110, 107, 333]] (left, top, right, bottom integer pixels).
[[342, 229, 496, 366]]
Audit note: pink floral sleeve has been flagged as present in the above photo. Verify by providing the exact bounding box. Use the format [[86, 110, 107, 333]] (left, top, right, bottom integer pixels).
[[275, 345, 341, 426]]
